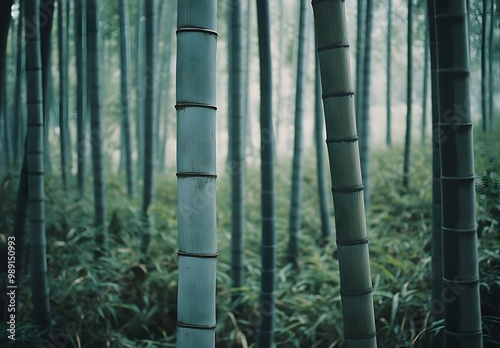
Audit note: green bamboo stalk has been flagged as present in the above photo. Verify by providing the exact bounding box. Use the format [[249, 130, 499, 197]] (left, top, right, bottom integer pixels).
[[427, 0, 443, 334], [355, 0, 365, 135], [75, 0, 86, 197], [360, 0, 373, 208], [87, 0, 107, 249], [288, 0, 310, 266], [315, 49, 332, 241], [312, 1, 377, 346], [58, 0, 69, 190], [176, 1, 217, 345], [135, 2, 144, 180], [119, 0, 135, 198], [0, 0, 13, 168], [481, 0, 488, 132], [488, 0, 494, 129], [421, 20, 429, 145], [386, 0, 392, 147], [230, 0, 245, 296], [403, 0, 413, 188], [13, 0, 25, 164], [25, 0, 51, 326], [140, 0, 157, 253], [434, 1, 483, 346], [256, 0, 275, 345]]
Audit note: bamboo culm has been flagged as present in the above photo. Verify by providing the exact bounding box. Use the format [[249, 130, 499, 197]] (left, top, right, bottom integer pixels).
[[176, 1, 218, 346], [312, 1, 377, 346], [403, 0, 413, 188]]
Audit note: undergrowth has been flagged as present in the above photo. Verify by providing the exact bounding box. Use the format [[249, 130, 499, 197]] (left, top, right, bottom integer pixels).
[[0, 127, 498, 347]]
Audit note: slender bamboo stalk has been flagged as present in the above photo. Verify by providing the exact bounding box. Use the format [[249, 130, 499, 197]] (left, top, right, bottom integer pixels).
[[355, 0, 365, 135], [141, 0, 157, 253], [312, 1, 377, 346], [135, 3, 144, 180], [58, 0, 69, 190], [87, 0, 107, 249], [176, 1, 217, 345], [427, 0, 443, 337], [25, 0, 51, 326], [315, 49, 332, 241], [403, 0, 413, 188], [360, 0, 373, 208], [230, 0, 245, 296], [256, 0, 275, 345], [421, 19, 429, 145], [75, 0, 86, 197], [288, 0, 310, 266], [488, 0, 494, 128], [386, 0, 392, 147], [13, 0, 25, 164], [119, 0, 135, 198], [434, 1, 483, 346], [481, 0, 488, 132]]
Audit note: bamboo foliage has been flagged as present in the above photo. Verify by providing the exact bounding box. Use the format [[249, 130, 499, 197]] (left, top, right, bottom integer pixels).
[[288, 0, 310, 265], [25, 0, 51, 326], [119, 0, 135, 198], [75, 0, 86, 197], [230, 0, 245, 294], [312, 1, 377, 347], [176, 0, 217, 346], [435, 1, 483, 346], [87, 0, 107, 248], [256, 0, 276, 345]]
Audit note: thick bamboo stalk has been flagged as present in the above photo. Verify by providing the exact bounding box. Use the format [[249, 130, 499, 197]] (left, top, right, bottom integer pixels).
[[434, 1, 483, 346], [312, 1, 377, 347], [288, 0, 310, 266], [355, 0, 365, 135], [87, 0, 107, 248], [25, 0, 51, 326], [13, 0, 25, 164], [119, 0, 135, 198], [176, 1, 217, 346], [0, 0, 13, 167], [256, 1, 276, 345]]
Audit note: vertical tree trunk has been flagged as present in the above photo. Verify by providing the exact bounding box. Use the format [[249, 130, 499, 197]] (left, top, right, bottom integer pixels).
[[135, 3, 144, 181], [13, 0, 25, 164], [312, 1, 377, 346], [140, 0, 157, 253], [421, 21, 429, 145], [488, 0, 494, 128], [355, 0, 365, 134], [435, 1, 483, 346], [427, 3, 443, 344], [176, 1, 218, 345], [315, 50, 332, 242], [403, 0, 413, 188], [360, 0, 373, 208], [0, 0, 14, 168], [75, 0, 87, 197], [481, 0, 488, 131], [40, 0, 55, 173], [25, 0, 51, 327], [256, 1, 276, 345], [58, 0, 70, 190], [119, 0, 135, 198], [229, 0, 245, 297], [288, 0, 310, 266], [386, 0, 392, 147], [87, 0, 107, 249]]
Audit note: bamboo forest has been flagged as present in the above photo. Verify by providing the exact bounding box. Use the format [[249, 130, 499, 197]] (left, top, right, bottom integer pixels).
[[1, 0, 500, 347]]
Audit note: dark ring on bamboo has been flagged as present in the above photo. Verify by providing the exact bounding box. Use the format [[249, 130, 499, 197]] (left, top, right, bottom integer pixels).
[[326, 136, 358, 143], [317, 43, 349, 52], [175, 102, 217, 110], [340, 287, 373, 297], [27, 171, 44, 175], [439, 122, 472, 127], [176, 27, 218, 37], [27, 122, 43, 126], [435, 14, 467, 20], [311, 0, 345, 4], [29, 218, 45, 223], [441, 227, 477, 234], [332, 185, 364, 193], [176, 172, 217, 178], [440, 175, 475, 181], [336, 238, 368, 246], [443, 329, 482, 338], [436, 68, 469, 74], [442, 277, 480, 285], [177, 322, 217, 330], [322, 91, 354, 98], [29, 198, 44, 203], [177, 251, 218, 258], [344, 331, 377, 340]]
